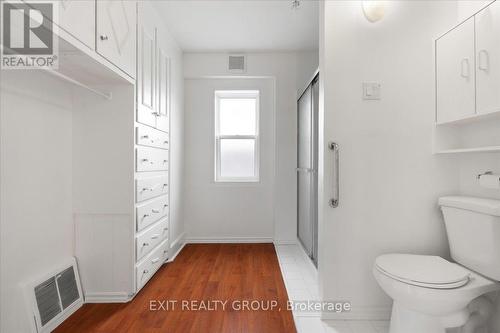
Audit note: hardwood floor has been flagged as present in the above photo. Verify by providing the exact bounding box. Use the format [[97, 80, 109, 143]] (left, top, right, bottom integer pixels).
[[55, 244, 297, 333]]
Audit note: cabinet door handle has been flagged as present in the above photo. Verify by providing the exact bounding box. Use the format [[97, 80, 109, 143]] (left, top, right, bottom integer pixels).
[[479, 50, 489, 71], [461, 58, 470, 78], [141, 158, 149, 162], [100, 35, 109, 41], [143, 214, 150, 218], [151, 209, 160, 214], [141, 187, 152, 192], [143, 269, 149, 274], [143, 242, 149, 247], [151, 258, 160, 264], [151, 234, 160, 239]]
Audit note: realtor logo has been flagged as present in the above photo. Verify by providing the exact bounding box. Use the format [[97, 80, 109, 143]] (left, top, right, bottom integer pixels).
[[1, 1, 58, 69]]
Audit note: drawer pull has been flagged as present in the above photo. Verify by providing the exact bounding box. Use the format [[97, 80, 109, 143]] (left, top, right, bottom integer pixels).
[[142, 214, 150, 218], [141, 187, 152, 192], [163, 227, 168, 231], [141, 135, 149, 139], [151, 234, 160, 239], [152, 209, 160, 214], [164, 140, 169, 144], [141, 158, 149, 162], [100, 35, 109, 41], [151, 258, 160, 264], [143, 242, 149, 247], [143, 269, 149, 274], [163, 204, 168, 208], [163, 184, 168, 187]]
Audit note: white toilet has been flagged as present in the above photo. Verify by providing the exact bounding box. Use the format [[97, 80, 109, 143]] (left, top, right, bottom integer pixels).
[[374, 196, 500, 333]]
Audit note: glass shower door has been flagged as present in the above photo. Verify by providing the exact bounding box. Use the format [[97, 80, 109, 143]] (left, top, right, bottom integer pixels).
[[297, 75, 319, 266]]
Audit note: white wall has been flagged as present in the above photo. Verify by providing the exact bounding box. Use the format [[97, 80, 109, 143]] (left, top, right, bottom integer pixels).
[[184, 78, 275, 241], [319, 1, 461, 319], [183, 52, 318, 243], [1, 72, 74, 333]]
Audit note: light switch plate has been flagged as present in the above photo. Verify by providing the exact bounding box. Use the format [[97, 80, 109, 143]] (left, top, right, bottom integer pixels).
[[362, 82, 381, 100]]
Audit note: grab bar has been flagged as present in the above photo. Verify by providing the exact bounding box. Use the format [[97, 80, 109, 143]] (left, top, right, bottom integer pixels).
[[329, 142, 339, 208]]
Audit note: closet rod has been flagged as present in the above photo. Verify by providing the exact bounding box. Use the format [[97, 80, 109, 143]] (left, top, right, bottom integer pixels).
[[42, 70, 113, 100]]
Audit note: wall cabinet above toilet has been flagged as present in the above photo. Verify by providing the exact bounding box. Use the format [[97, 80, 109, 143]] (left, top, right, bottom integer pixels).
[[436, 1, 500, 124]]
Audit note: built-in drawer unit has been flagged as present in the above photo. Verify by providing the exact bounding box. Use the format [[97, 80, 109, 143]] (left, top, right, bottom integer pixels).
[[136, 239, 169, 290], [136, 195, 169, 231], [136, 217, 168, 260], [136, 175, 168, 203], [136, 125, 169, 150], [136, 147, 169, 172]]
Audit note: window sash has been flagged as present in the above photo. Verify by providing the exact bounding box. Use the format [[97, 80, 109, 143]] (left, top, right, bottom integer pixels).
[[214, 91, 260, 182]]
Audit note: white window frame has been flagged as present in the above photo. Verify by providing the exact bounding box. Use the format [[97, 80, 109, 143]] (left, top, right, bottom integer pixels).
[[214, 90, 260, 183]]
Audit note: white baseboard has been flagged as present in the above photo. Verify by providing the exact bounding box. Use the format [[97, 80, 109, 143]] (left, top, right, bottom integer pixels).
[[185, 236, 274, 243], [84, 292, 132, 303], [167, 242, 186, 263], [273, 239, 299, 245], [321, 306, 392, 321]]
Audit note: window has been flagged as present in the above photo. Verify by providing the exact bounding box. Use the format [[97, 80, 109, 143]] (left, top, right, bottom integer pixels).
[[215, 90, 259, 182]]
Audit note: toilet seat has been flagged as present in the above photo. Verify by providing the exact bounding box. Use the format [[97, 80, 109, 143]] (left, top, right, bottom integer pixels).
[[375, 254, 471, 289]]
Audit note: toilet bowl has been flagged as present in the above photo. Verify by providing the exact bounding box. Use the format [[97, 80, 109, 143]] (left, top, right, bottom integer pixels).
[[373, 254, 499, 333], [374, 196, 500, 333]]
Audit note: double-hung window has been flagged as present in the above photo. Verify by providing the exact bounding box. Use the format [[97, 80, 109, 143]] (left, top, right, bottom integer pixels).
[[215, 90, 260, 182]]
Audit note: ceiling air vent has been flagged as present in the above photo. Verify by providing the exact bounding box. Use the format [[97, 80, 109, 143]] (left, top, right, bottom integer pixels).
[[25, 258, 84, 333], [228, 54, 246, 73]]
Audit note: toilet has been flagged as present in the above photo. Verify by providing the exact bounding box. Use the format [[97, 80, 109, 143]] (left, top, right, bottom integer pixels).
[[374, 196, 500, 333]]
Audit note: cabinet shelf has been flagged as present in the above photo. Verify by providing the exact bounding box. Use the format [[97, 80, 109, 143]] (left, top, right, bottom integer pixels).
[[435, 146, 500, 154], [436, 109, 500, 126]]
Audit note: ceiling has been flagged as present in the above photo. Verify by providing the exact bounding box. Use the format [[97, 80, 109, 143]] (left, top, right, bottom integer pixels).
[[152, 0, 319, 52]]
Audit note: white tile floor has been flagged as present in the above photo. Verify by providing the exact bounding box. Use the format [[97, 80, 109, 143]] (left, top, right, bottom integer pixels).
[[275, 244, 390, 333]]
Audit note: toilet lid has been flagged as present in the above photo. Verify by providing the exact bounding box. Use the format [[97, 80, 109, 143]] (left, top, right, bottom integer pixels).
[[375, 254, 471, 289]]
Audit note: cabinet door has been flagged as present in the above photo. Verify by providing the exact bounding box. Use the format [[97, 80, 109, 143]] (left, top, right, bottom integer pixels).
[[156, 45, 170, 133], [57, 0, 95, 50], [476, 1, 500, 115], [436, 18, 476, 123], [96, 0, 137, 78], [137, 6, 157, 127]]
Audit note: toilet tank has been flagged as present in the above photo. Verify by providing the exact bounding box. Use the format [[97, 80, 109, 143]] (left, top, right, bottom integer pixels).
[[439, 196, 500, 281]]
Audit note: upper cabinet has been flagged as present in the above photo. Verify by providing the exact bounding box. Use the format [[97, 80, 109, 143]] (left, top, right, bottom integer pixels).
[[96, 0, 137, 78], [137, 5, 158, 128], [436, 19, 476, 124], [56, 0, 95, 50], [436, 0, 500, 124], [136, 3, 171, 133], [156, 43, 171, 133], [475, 1, 500, 115]]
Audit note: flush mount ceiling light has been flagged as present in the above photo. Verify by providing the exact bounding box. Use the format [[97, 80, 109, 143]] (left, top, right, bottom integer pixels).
[[362, 1, 386, 23], [291, 0, 301, 10]]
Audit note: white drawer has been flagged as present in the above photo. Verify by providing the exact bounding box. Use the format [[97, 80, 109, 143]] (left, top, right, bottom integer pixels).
[[137, 108, 156, 128], [136, 147, 169, 172], [136, 218, 168, 261], [136, 125, 169, 150], [156, 114, 169, 133], [136, 239, 169, 290], [136, 175, 169, 203], [136, 195, 169, 231]]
